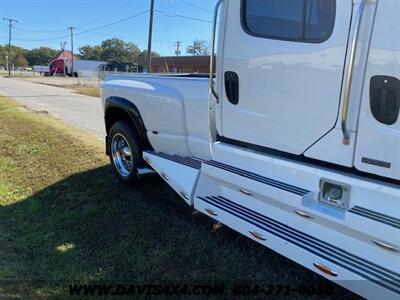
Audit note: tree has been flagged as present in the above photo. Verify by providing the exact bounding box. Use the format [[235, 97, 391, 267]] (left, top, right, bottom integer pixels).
[[15, 55, 28, 67], [99, 38, 142, 63], [100, 38, 127, 61], [137, 50, 160, 67], [78, 45, 103, 60], [9, 46, 28, 67], [26, 47, 57, 66], [125, 42, 141, 63], [186, 39, 210, 56], [0, 46, 6, 67], [0, 45, 57, 68]]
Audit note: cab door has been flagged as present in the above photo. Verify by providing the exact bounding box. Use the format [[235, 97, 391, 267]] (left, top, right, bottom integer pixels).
[[221, 0, 352, 155], [354, 1, 400, 180]]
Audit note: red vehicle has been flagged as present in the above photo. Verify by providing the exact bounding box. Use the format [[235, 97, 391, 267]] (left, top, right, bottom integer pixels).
[[48, 50, 75, 76]]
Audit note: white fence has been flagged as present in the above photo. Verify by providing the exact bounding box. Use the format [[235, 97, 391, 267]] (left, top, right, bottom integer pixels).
[[77, 71, 101, 87], [77, 70, 140, 87]]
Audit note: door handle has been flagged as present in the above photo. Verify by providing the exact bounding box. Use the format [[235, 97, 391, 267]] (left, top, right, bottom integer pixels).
[[370, 76, 400, 125], [225, 71, 239, 105]]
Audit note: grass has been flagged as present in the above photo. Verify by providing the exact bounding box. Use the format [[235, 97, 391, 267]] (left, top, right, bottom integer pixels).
[[0, 73, 25, 78], [0, 97, 359, 299], [73, 86, 100, 98]]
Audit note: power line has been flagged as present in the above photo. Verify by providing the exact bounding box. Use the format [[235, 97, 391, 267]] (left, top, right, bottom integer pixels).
[[9, 9, 210, 43], [13, 33, 70, 42], [154, 10, 212, 23], [179, 0, 213, 14], [76, 0, 132, 30], [12, 10, 150, 42], [160, 0, 174, 58], [15, 8, 210, 41], [89, 31, 172, 44], [75, 10, 149, 36], [14, 28, 66, 33], [13, 0, 134, 30], [13, 30, 185, 46]]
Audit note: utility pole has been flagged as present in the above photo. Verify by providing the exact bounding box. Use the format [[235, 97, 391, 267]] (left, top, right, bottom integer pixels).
[[193, 41, 198, 56], [174, 41, 182, 56], [60, 41, 67, 51], [68, 27, 75, 76], [61, 42, 67, 76], [3, 18, 18, 76], [147, 0, 155, 73]]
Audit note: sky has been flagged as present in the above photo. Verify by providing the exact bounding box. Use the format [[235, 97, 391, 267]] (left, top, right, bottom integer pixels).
[[0, 0, 215, 56]]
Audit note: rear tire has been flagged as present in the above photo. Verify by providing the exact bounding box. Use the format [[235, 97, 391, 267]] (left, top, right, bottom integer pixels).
[[108, 120, 142, 186]]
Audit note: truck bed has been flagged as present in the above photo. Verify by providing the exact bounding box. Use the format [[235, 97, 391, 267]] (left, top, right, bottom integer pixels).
[[102, 73, 212, 159]]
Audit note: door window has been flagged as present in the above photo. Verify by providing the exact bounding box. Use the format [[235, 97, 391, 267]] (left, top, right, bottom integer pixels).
[[242, 0, 336, 42]]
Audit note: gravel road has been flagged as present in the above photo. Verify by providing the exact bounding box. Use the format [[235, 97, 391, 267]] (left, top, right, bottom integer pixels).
[[0, 77, 105, 137]]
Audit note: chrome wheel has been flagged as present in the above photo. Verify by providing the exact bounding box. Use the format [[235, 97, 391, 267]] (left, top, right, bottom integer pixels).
[[111, 133, 134, 177]]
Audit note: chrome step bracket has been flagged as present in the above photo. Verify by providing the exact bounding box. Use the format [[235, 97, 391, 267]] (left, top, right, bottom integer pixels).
[[137, 167, 157, 178], [302, 192, 346, 220]]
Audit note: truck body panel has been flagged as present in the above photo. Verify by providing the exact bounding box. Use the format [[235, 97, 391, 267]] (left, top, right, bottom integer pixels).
[[220, 0, 351, 156], [33, 65, 49, 74], [354, 0, 400, 179], [68, 60, 107, 75], [102, 75, 212, 159], [102, 1, 400, 298]]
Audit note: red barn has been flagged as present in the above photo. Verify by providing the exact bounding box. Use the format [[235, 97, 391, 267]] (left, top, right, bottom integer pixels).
[[49, 50, 76, 75]]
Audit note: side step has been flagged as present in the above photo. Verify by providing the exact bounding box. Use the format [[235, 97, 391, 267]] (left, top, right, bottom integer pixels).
[[143, 151, 202, 205], [143, 148, 400, 299], [192, 143, 400, 300], [195, 195, 400, 299]]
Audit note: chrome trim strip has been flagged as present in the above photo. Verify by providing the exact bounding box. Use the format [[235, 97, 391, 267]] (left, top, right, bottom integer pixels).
[[137, 167, 157, 177], [160, 172, 169, 181], [372, 240, 400, 253], [146, 151, 203, 170], [205, 208, 218, 216], [210, 0, 224, 102], [349, 206, 400, 229], [179, 191, 190, 201], [341, 0, 367, 145], [249, 230, 266, 241], [208, 196, 400, 280], [197, 195, 400, 294], [205, 160, 309, 196], [239, 188, 253, 196], [313, 263, 338, 277], [294, 210, 313, 219]]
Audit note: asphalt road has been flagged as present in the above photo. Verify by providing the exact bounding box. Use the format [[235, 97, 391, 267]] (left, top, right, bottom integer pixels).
[[0, 77, 105, 138]]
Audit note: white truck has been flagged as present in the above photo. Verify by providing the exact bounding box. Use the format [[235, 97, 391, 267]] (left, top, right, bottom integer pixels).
[[101, 1, 400, 298], [33, 65, 50, 75], [68, 60, 107, 77]]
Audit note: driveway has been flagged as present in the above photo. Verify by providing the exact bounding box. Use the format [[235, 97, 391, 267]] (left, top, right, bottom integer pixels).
[[0, 77, 105, 137]]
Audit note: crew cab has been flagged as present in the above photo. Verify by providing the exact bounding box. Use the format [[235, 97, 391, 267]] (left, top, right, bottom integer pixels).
[[101, 1, 400, 298]]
